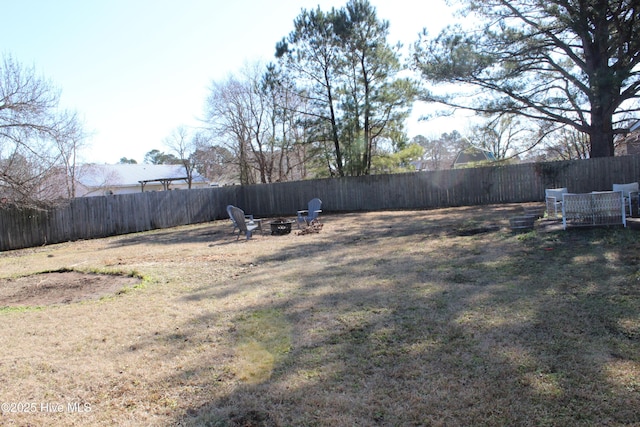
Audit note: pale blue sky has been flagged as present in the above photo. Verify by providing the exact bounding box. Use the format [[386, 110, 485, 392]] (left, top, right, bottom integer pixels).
[[2, 0, 455, 164]]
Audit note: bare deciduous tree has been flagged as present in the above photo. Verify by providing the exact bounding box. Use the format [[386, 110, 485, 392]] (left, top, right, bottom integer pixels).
[[0, 54, 85, 207], [164, 125, 198, 188], [414, 131, 467, 170], [468, 115, 555, 161], [204, 73, 255, 185], [203, 62, 311, 184]]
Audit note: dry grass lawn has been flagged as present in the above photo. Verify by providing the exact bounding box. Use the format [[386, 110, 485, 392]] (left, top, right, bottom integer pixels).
[[0, 204, 639, 426]]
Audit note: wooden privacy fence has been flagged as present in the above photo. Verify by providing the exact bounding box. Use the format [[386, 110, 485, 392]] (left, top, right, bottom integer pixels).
[[0, 188, 238, 252], [2, 155, 640, 251]]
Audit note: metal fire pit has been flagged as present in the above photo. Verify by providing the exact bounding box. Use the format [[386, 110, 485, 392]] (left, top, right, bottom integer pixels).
[[270, 219, 295, 235]]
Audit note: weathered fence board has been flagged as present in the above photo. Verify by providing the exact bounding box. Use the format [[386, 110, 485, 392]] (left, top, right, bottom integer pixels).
[[1, 156, 640, 251]]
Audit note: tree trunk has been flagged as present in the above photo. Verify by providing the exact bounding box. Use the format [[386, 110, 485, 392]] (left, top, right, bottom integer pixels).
[[589, 129, 614, 158], [328, 100, 344, 177], [589, 102, 615, 158], [586, 3, 616, 159]]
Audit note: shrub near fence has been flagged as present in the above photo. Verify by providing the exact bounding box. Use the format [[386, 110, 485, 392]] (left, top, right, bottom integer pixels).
[[1, 155, 640, 251]]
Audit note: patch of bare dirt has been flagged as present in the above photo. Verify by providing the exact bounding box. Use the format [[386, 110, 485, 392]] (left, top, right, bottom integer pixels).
[[0, 271, 141, 307]]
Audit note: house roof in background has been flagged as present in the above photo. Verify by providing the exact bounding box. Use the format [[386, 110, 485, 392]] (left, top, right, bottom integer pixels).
[[453, 146, 496, 166], [78, 164, 207, 188]]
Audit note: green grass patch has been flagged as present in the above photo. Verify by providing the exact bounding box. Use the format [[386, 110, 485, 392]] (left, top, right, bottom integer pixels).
[[232, 308, 293, 383]]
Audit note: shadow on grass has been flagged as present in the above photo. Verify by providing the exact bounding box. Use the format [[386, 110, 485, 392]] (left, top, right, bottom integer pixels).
[[114, 208, 640, 425]]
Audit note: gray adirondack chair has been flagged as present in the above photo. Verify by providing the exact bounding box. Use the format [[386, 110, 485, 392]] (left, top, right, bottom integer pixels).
[[297, 198, 322, 229], [226, 205, 259, 234], [227, 205, 261, 240]]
